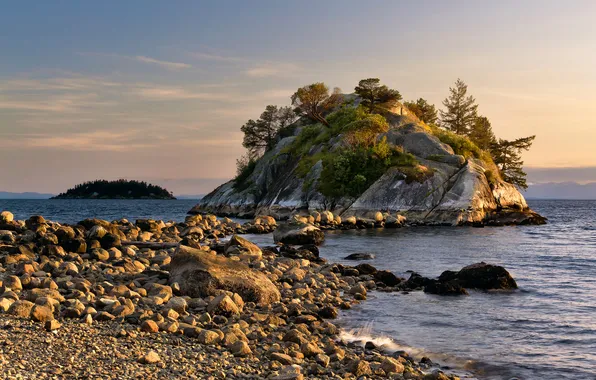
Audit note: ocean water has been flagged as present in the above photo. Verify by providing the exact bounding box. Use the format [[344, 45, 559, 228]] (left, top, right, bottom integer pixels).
[[0, 199, 200, 224], [1, 199, 594, 379]]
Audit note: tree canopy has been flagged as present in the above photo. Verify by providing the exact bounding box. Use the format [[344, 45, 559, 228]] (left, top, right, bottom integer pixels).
[[291, 83, 342, 126], [403, 98, 438, 124], [354, 78, 402, 113], [240, 105, 296, 158], [440, 78, 478, 135]]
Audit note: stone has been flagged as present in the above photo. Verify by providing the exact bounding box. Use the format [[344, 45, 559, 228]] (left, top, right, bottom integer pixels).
[[344, 253, 375, 260], [45, 319, 61, 331], [348, 359, 372, 377], [224, 235, 262, 260], [7, 300, 34, 318], [273, 222, 325, 246], [138, 350, 161, 364], [198, 329, 221, 345], [169, 245, 280, 305], [318, 306, 338, 319], [348, 283, 367, 296], [0, 211, 14, 223], [374, 270, 402, 286], [381, 357, 405, 374], [444, 262, 518, 290], [3, 275, 22, 291], [140, 319, 159, 333], [207, 294, 240, 316], [230, 340, 252, 356], [270, 352, 293, 365]]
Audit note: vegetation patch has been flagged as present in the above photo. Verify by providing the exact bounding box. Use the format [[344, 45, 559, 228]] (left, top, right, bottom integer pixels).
[[233, 158, 257, 191]]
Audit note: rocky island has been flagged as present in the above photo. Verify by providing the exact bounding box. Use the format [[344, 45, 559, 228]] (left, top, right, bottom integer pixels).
[[191, 79, 545, 226], [52, 180, 175, 200]]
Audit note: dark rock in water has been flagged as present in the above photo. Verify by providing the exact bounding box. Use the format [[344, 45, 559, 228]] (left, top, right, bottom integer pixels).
[[355, 263, 377, 275], [374, 270, 403, 286], [279, 245, 320, 261], [424, 279, 468, 296], [453, 262, 518, 290], [300, 244, 319, 257], [344, 253, 375, 260], [169, 245, 280, 305], [364, 341, 376, 350], [425, 262, 516, 295], [401, 272, 433, 290]]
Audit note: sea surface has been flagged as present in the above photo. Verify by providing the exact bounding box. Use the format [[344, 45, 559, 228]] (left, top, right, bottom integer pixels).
[[1, 199, 595, 379]]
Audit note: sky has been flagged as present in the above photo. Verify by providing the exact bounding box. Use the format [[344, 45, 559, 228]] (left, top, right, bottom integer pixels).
[[1, 0, 596, 195]]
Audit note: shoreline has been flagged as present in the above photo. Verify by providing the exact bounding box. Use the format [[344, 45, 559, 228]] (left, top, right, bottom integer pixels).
[[0, 211, 465, 379]]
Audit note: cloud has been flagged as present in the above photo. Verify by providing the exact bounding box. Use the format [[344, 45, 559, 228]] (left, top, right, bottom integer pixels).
[[0, 93, 115, 113], [190, 52, 248, 63], [245, 63, 301, 78], [0, 129, 153, 152], [79, 52, 192, 71], [134, 56, 192, 70]]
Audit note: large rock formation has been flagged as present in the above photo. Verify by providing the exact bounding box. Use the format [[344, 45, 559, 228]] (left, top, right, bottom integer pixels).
[[190, 104, 545, 226]]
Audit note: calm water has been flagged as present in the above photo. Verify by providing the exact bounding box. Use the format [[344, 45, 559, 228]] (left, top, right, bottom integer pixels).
[[0, 199, 200, 224], [1, 199, 595, 379]]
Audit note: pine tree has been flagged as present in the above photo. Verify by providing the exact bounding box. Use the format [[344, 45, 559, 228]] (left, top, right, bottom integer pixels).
[[440, 79, 478, 135], [354, 78, 402, 113], [469, 116, 497, 150], [240, 105, 296, 158], [491, 135, 536, 189], [403, 98, 438, 125]]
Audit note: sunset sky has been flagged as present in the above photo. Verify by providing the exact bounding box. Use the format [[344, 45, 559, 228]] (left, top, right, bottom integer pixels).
[[1, 1, 596, 194]]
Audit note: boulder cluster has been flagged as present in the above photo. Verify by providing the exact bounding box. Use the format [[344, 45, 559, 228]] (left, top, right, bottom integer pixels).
[[0, 210, 466, 379]]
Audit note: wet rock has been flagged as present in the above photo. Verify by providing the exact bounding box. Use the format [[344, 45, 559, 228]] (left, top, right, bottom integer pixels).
[[355, 263, 377, 275], [424, 280, 468, 296], [343, 253, 375, 260], [374, 270, 402, 286], [445, 262, 518, 290]]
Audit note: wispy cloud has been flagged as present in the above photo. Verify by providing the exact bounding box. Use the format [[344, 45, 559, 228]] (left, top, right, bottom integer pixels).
[[190, 52, 248, 63], [134, 56, 192, 70], [0, 130, 153, 152], [245, 62, 301, 78], [79, 52, 192, 71]]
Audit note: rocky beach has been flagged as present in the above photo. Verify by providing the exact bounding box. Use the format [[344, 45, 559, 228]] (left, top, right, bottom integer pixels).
[[0, 209, 522, 379]]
